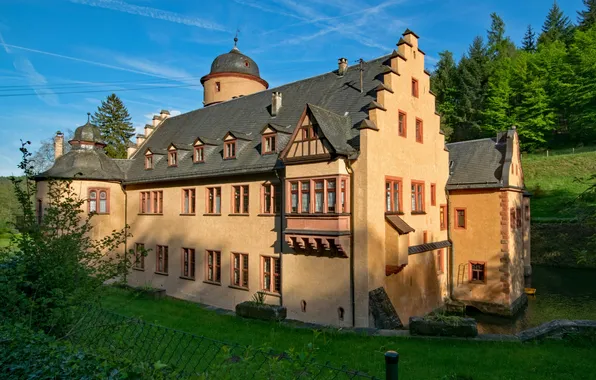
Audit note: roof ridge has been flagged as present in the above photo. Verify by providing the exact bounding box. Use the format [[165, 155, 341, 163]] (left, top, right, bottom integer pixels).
[[446, 138, 495, 146]]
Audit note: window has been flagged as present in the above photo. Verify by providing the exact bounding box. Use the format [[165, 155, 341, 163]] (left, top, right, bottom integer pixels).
[[340, 179, 347, 213], [314, 180, 324, 213], [168, 150, 177, 167], [398, 111, 407, 137], [469, 261, 486, 283], [440, 204, 447, 230], [412, 78, 419, 98], [415, 119, 423, 143], [140, 191, 163, 214], [516, 207, 522, 228], [423, 231, 428, 243], [301, 125, 315, 140], [455, 208, 466, 229], [215, 81, 221, 92], [262, 134, 276, 154], [231, 252, 249, 288], [411, 181, 425, 213], [327, 180, 336, 213], [430, 183, 436, 206], [156, 245, 168, 274], [134, 243, 145, 270], [262, 183, 281, 214], [261, 256, 280, 294], [182, 188, 196, 214], [436, 249, 444, 274], [182, 248, 195, 279], [290, 182, 299, 213], [224, 141, 236, 159], [385, 177, 402, 213], [525, 204, 530, 222], [193, 146, 204, 163], [145, 154, 153, 169], [232, 185, 249, 214], [206, 250, 221, 284], [89, 188, 109, 214], [207, 187, 221, 214], [36, 199, 43, 225], [301, 182, 310, 213]]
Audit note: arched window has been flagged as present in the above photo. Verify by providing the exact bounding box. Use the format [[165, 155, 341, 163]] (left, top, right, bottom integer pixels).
[[89, 188, 109, 214], [99, 190, 108, 213], [89, 190, 97, 213]]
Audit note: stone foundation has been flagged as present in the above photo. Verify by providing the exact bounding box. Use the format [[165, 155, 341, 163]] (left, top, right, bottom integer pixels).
[[457, 293, 528, 317]]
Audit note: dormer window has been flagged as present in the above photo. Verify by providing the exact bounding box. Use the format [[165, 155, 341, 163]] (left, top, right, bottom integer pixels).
[[168, 150, 177, 166], [262, 134, 276, 154], [224, 141, 236, 159], [145, 154, 153, 170], [194, 146, 204, 163]]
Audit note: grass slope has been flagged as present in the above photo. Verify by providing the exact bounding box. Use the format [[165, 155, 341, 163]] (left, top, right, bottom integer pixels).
[[101, 288, 596, 380], [523, 151, 596, 219]]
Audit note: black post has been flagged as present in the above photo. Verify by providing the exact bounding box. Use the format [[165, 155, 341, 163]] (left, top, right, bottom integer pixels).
[[385, 351, 399, 380]]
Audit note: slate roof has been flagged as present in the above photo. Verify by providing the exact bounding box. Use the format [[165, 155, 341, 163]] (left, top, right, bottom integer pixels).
[[385, 215, 415, 234], [408, 240, 451, 255], [38, 149, 124, 181], [206, 46, 261, 79], [123, 54, 389, 184], [446, 136, 508, 190]]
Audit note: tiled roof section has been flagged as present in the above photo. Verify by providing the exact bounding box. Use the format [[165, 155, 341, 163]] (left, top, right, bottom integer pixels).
[[446, 137, 507, 190], [123, 54, 388, 184], [37, 149, 124, 181], [385, 215, 415, 234], [408, 240, 451, 255], [307, 104, 356, 156]]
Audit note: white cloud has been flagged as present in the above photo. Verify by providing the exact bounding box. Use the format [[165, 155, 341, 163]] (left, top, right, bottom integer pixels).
[[70, 0, 228, 31]]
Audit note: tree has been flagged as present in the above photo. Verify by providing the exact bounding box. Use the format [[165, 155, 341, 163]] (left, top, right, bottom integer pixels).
[[91, 94, 134, 159], [539, 1, 573, 45], [431, 51, 458, 140], [31, 130, 74, 174], [578, 0, 596, 30], [483, 56, 513, 135], [522, 25, 537, 52]]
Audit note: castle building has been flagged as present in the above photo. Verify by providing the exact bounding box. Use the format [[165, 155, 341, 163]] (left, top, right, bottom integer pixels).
[[36, 31, 530, 328]]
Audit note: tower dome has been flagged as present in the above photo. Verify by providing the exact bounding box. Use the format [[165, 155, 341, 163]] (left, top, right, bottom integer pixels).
[[200, 37, 268, 106], [69, 114, 106, 149]]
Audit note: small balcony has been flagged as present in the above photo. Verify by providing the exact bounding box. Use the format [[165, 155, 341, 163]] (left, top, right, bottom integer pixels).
[[285, 214, 351, 257]]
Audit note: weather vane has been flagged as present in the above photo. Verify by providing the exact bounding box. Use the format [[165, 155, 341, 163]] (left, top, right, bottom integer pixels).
[[234, 28, 240, 47], [87, 112, 91, 123]]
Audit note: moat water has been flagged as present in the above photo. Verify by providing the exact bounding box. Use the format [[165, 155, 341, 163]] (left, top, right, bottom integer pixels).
[[469, 265, 596, 334]]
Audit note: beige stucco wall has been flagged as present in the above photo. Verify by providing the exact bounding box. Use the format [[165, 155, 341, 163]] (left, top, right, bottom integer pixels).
[[203, 75, 267, 106], [125, 173, 282, 310]]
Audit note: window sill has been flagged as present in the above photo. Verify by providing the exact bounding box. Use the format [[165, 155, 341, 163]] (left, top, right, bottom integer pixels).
[[259, 290, 281, 298], [154, 271, 169, 276], [180, 276, 196, 281], [286, 213, 351, 217], [411, 211, 426, 215], [203, 213, 222, 216], [385, 211, 405, 216], [229, 213, 250, 217], [138, 213, 164, 216], [179, 213, 196, 216], [132, 267, 145, 272], [229, 285, 249, 292], [90, 212, 110, 215], [203, 280, 222, 286], [258, 213, 280, 217]]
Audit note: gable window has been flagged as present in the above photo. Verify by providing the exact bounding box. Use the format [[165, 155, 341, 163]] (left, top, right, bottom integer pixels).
[[207, 187, 221, 214], [156, 245, 168, 274], [261, 256, 280, 294], [398, 111, 407, 137], [224, 141, 236, 159], [415, 119, 423, 143], [412, 78, 419, 98], [89, 188, 109, 214], [145, 154, 153, 170], [469, 261, 486, 283], [206, 250, 221, 284], [385, 177, 402, 213], [440, 204, 447, 230], [193, 146, 204, 163], [411, 181, 425, 213], [140, 191, 163, 214], [215, 81, 221, 92], [262, 183, 281, 214], [436, 249, 444, 274], [262, 134, 277, 154], [455, 208, 466, 229], [231, 252, 249, 289], [232, 185, 249, 214], [182, 188, 196, 215], [430, 183, 436, 206], [134, 243, 145, 270], [182, 248, 195, 279], [301, 125, 315, 140], [168, 150, 177, 167]]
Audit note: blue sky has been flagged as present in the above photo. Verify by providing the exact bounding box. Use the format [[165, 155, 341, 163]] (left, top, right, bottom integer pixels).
[[0, 0, 584, 176]]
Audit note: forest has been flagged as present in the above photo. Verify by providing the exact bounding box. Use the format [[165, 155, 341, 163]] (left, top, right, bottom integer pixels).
[[431, 1, 596, 151]]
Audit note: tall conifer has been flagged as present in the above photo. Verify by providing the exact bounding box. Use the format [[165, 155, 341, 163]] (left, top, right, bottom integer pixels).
[[522, 25, 537, 52], [91, 94, 135, 159], [539, 1, 573, 45], [578, 0, 596, 30]]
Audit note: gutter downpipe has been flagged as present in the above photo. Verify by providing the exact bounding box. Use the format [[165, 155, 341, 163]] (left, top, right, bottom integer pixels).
[[274, 168, 285, 307], [344, 158, 356, 328], [446, 189, 454, 299], [120, 182, 128, 284]]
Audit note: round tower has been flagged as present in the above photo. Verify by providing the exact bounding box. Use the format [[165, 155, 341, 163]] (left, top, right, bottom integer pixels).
[[200, 37, 268, 106]]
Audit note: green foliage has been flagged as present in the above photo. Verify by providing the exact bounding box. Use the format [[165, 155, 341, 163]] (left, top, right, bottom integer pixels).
[[423, 312, 467, 326], [91, 93, 135, 159], [539, 1, 574, 45], [0, 142, 132, 335], [251, 291, 267, 305], [522, 24, 537, 52], [578, 0, 596, 30]]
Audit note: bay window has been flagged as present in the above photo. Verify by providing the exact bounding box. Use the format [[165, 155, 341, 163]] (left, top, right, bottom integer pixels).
[[287, 176, 349, 214]]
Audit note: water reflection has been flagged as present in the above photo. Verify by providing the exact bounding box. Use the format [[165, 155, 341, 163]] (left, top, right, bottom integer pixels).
[[472, 265, 596, 334]]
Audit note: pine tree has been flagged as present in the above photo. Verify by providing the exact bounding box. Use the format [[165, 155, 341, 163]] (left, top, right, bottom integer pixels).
[[487, 13, 516, 59], [539, 1, 573, 45], [522, 25, 537, 52], [91, 94, 135, 159], [431, 51, 458, 140], [578, 0, 596, 30]]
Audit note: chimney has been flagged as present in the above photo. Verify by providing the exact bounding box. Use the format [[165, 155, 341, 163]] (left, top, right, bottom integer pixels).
[[127, 142, 137, 159], [136, 134, 146, 147], [144, 124, 155, 138], [54, 131, 64, 160], [160, 109, 170, 119], [338, 58, 348, 76], [271, 92, 282, 117]]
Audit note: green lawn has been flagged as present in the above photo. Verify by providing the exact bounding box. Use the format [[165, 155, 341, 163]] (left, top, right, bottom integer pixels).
[[523, 151, 596, 219], [100, 287, 596, 380]]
